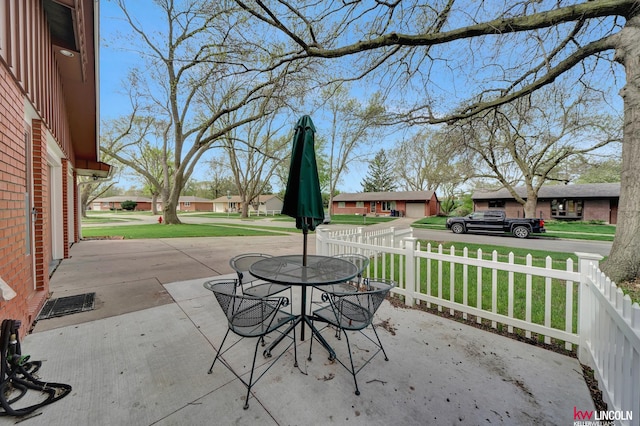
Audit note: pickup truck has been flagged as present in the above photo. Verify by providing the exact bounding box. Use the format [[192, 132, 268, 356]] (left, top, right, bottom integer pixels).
[[445, 210, 546, 239]]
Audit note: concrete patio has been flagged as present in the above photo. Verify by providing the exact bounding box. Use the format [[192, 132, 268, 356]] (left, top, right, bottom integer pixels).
[[13, 236, 595, 425]]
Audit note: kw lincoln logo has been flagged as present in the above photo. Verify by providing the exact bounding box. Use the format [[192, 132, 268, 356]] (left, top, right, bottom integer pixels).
[[573, 406, 633, 425]]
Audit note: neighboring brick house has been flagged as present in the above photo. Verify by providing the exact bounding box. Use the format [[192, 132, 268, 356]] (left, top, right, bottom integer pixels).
[[92, 196, 154, 211], [332, 191, 439, 218], [212, 194, 283, 214], [472, 183, 620, 224], [0, 1, 110, 333], [176, 196, 214, 212]]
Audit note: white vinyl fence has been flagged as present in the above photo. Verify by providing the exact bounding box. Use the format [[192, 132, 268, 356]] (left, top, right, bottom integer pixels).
[[316, 226, 640, 425]]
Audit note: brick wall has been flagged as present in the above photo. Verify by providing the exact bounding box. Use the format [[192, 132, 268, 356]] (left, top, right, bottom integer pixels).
[[31, 119, 49, 293], [584, 199, 611, 223], [0, 63, 38, 336]]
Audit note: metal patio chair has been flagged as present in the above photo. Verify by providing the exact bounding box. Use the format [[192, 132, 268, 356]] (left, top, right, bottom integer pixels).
[[310, 253, 371, 339], [310, 253, 370, 306], [204, 279, 297, 409], [308, 279, 395, 395], [230, 253, 292, 302]]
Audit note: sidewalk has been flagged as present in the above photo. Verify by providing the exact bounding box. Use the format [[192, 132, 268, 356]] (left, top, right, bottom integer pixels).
[[14, 236, 595, 425]]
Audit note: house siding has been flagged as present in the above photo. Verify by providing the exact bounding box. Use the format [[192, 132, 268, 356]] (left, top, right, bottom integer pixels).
[[472, 184, 619, 223], [1, 1, 98, 334], [0, 62, 37, 331], [332, 192, 439, 218], [584, 199, 612, 223]]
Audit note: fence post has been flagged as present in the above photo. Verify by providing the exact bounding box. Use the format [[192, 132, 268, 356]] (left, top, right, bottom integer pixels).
[[316, 227, 329, 256], [404, 237, 417, 307], [576, 252, 603, 364]]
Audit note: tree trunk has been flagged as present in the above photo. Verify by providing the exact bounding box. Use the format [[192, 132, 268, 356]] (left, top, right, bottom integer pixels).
[[601, 14, 640, 283], [151, 193, 158, 215], [163, 189, 182, 224]]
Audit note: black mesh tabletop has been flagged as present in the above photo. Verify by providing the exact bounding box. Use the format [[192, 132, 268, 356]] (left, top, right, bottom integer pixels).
[[249, 255, 359, 286]]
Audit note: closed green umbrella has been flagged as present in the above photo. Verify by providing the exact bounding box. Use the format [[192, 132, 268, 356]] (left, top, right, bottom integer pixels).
[[282, 115, 324, 266]]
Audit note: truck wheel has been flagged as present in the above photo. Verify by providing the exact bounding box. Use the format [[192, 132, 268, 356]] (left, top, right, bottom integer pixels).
[[513, 226, 530, 239], [451, 223, 465, 234]]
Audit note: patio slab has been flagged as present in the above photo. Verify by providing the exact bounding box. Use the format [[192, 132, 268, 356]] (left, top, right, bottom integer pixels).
[[16, 237, 595, 425]]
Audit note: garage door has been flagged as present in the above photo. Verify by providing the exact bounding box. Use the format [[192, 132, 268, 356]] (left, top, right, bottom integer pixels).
[[405, 203, 425, 218]]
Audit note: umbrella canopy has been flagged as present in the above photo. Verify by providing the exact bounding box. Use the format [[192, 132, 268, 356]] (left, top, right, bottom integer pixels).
[[282, 115, 324, 232]]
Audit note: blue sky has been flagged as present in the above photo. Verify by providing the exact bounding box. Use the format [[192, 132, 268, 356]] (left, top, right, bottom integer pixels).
[[98, 1, 623, 194], [98, 1, 377, 193]]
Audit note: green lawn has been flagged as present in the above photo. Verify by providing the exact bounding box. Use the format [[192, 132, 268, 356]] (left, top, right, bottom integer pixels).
[[373, 243, 579, 344], [82, 223, 291, 239]]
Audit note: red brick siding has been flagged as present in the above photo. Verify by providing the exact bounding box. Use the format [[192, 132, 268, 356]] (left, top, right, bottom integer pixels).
[[0, 63, 38, 335], [31, 119, 49, 292], [583, 199, 611, 223], [62, 159, 69, 257]]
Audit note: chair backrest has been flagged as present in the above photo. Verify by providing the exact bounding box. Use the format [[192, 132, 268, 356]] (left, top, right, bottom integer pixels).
[[332, 253, 370, 284], [229, 253, 273, 285], [329, 280, 395, 330], [204, 278, 284, 337]]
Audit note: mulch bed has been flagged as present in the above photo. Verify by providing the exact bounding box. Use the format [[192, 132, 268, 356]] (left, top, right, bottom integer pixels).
[[386, 295, 607, 412]]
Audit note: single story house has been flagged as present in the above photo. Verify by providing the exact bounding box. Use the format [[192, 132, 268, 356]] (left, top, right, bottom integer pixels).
[[472, 183, 620, 224], [175, 196, 214, 212], [1, 0, 111, 332], [332, 191, 439, 218], [92, 196, 154, 211], [212, 194, 283, 214]]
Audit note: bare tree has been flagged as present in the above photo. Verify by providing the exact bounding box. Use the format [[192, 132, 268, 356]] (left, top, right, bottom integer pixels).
[[233, 0, 640, 282], [453, 86, 620, 217], [392, 129, 472, 193], [111, 0, 311, 224], [220, 113, 290, 217], [319, 84, 385, 214]]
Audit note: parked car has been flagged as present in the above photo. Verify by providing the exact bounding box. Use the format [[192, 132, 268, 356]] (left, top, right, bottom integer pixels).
[[323, 213, 331, 224], [445, 210, 546, 239]]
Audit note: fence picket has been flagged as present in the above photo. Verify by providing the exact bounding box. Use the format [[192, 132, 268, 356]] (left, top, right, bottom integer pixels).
[[477, 248, 483, 325], [492, 250, 498, 329], [463, 247, 468, 321], [544, 256, 552, 344], [450, 246, 455, 316], [316, 226, 640, 421], [508, 252, 514, 334], [525, 254, 532, 339], [565, 258, 574, 350]]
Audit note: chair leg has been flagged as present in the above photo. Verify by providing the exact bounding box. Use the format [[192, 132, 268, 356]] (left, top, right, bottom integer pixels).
[[307, 319, 314, 361], [243, 339, 262, 410], [342, 331, 360, 396], [370, 324, 389, 361], [292, 321, 298, 368], [208, 329, 231, 374]]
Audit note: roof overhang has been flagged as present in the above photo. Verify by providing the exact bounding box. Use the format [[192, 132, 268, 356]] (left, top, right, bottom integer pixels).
[[75, 160, 112, 179], [44, 0, 109, 175]]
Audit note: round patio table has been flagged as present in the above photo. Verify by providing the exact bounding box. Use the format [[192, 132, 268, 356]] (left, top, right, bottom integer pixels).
[[250, 254, 359, 358]]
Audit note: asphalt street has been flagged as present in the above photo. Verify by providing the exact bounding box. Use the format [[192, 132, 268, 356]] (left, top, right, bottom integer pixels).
[[411, 227, 612, 257], [83, 212, 612, 257]]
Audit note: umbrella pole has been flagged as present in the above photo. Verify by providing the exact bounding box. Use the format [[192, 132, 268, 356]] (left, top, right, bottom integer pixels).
[[302, 229, 308, 266], [301, 228, 308, 340]]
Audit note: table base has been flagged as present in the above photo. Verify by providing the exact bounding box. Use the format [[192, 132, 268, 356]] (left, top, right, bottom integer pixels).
[[264, 315, 336, 361]]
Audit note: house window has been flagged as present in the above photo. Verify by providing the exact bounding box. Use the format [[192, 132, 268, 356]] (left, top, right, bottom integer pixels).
[[551, 199, 583, 218], [381, 201, 395, 211], [356, 201, 364, 208], [338, 202, 346, 208], [488, 200, 505, 208], [184, 201, 191, 207]]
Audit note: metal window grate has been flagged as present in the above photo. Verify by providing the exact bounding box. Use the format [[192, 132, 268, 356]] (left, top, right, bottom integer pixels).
[[37, 293, 95, 320]]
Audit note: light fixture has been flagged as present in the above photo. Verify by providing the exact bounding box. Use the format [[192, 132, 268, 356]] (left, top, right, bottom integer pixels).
[[59, 49, 75, 57]]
